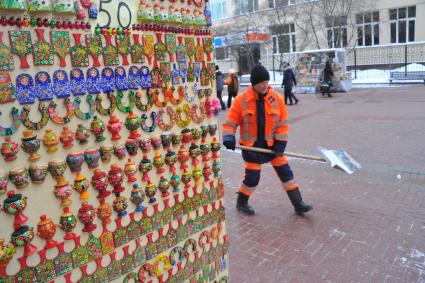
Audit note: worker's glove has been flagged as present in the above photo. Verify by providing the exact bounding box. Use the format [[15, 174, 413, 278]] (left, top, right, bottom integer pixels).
[[223, 135, 236, 151]]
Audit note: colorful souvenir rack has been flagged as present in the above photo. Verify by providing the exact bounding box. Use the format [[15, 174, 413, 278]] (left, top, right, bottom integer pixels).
[[0, 0, 227, 282]]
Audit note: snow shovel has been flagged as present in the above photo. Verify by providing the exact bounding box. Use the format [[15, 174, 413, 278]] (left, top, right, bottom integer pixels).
[[236, 145, 361, 174]]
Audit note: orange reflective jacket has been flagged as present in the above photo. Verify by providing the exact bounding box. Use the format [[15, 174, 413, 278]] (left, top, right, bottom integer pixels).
[[222, 86, 288, 147]]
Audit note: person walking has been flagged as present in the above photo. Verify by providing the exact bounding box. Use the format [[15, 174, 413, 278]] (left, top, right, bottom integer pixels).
[[320, 60, 334, 97], [281, 62, 299, 105], [215, 65, 226, 110], [222, 64, 313, 216], [224, 69, 239, 108]]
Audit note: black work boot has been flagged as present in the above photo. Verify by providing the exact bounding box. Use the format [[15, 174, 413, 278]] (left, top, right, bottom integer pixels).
[[236, 192, 255, 215], [286, 188, 313, 215]]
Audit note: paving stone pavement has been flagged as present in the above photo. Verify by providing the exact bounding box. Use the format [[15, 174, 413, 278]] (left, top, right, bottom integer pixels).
[[218, 86, 425, 283]]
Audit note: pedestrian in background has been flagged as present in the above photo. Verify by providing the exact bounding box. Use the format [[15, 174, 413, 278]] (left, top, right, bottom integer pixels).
[[222, 64, 313, 216], [224, 69, 239, 108], [215, 65, 226, 110], [320, 60, 334, 97], [281, 62, 299, 105]]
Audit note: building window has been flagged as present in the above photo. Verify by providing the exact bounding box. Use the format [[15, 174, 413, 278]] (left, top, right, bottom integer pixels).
[[390, 6, 415, 43], [215, 47, 229, 60], [326, 16, 348, 48], [356, 11, 379, 46], [211, 0, 227, 20], [269, 0, 295, 8], [271, 24, 296, 54], [238, 0, 259, 14]]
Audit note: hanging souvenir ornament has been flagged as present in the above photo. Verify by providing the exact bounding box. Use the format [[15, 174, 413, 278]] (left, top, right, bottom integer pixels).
[[138, 154, 152, 183], [113, 143, 126, 160], [48, 159, 67, 180], [59, 126, 75, 149], [164, 33, 176, 62], [189, 142, 201, 166], [137, 1, 154, 21], [9, 30, 31, 69], [28, 164, 48, 185], [54, 176, 72, 207], [209, 123, 218, 136], [125, 111, 141, 139], [27, 0, 51, 12], [202, 164, 212, 182], [103, 34, 118, 66], [52, 0, 74, 13], [15, 74, 35, 105], [178, 61, 188, 83], [212, 159, 221, 177], [193, 62, 202, 82], [91, 115, 106, 142], [165, 148, 177, 174], [143, 35, 155, 65], [150, 135, 161, 151], [195, 38, 204, 63], [99, 145, 113, 162], [192, 166, 202, 185], [1, 137, 18, 161], [190, 103, 206, 124], [128, 66, 141, 90], [75, 1, 86, 20], [153, 152, 165, 174], [76, 124, 91, 144], [34, 71, 53, 101], [131, 34, 144, 64], [175, 104, 191, 127], [157, 106, 176, 131], [158, 176, 170, 197], [171, 63, 181, 86], [73, 173, 90, 199], [86, 67, 102, 94], [52, 69, 70, 98], [51, 31, 70, 68], [204, 0, 212, 26], [59, 207, 77, 240], [114, 67, 128, 91], [37, 214, 58, 249], [107, 115, 123, 141], [124, 158, 137, 183], [108, 163, 125, 194], [97, 199, 112, 230], [0, 238, 15, 269], [151, 61, 163, 89], [96, 92, 117, 116], [43, 129, 60, 153], [181, 128, 193, 144], [145, 183, 157, 204], [160, 62, 172, 85], [170, 174, 181, 193], [113, 193, 128, 218], [66, 152, 84, 173], [185, 37, 195, 63], [21, 130, 41, 161], [140, 66, 153, 89], [0, 32, 14, 71], [70, 68, 87, 96], [84, 147, 101, 169], [0, 0, 25, 10], [48, 98, 74, 125], [116, 35, 131, 66], [3, 190, 28, 229], [130, 183, 145, 213], [211, 137, 221, 159], [0, 71, 15, 105], [8, 167, 29, 189], [91, 169, 110, 199], [181, 169, 192, 189], [178, 144, 190, 170], [85, 34, 102, 67], [11, 225, 37, 257], [88, 2, 98, 19], [192, 127, 203, 141], [101, 67, 115, 93], [139, 138, 151, 153], [125, 138, 139, 156], [78, 202, 97, 232], [200, 62, 210, 86], [176, 36, 187, 62], [160, 132, 172, 149], [200, 137, 211, 162], [33, 29, 53, 65], [71, 33, 89, 67], [155, 32, 167, 62], [187, 62, 195, 82]]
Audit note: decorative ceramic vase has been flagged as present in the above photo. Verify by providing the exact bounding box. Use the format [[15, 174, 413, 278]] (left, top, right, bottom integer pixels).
[[160, 132, 172, 149], [212, 159, 221, 177], [84, 148, 100, 169], [202, 164, 212, 181], [107, 115, 123, 141], [189, 142, 200, 166], [37, 215, 58, 249], [78, 202, 97, 232], [208, 123, 218, 137], [192, 127, 202, 141], [200, 137, 210, 162], [11, 225, 37, 257], [192, 167, 202, 185], [124, 158, 137, 183], [0, 238, 16, 267], [158, 176, 170, 197], [125, 139, 139, 156], [43, 129, 60, 153], [170, 174, 181, 192], [54, 176, 72, 207], [150, 135, 162, 151], [21, 130, 41, 161], [181, 128, 193, 144], [113, 193, 128, 218], [138, 155, 152, 183], [91, 169, 110, 199], [73, 173, 90, 199], [130, 183, 145, 212], [113, 143, 126, 160], [100, 145, 114, 162], [124, 111, 141, 139], [28, 164, 48, 184], [3, 190, 28, 228], [108, 163, 124, 194], [91, 115, 106, 142], [76, 124, 91, 144], [48, 159, 67, 179], [9, 167, 30, 189], [165, 148, 177, 173], [66, 152, 85, 172], [153, 152, 165, 174], [1, 137, 19, 161], [59, 207, 77, 240], [181, 170, 192, 189], [145, 183, 157, 204], [0, 171, 9, 194], [210, 137, 221, 159], [171, 133, 182, 146], [177, 145, 189, 170], [139, 137, 151, 153], [97, 199, 112, 228], [60, 126, 75, 149]]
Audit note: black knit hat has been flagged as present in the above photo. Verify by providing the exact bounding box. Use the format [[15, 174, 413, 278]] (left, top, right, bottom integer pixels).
[[250, 64, 270, 85]]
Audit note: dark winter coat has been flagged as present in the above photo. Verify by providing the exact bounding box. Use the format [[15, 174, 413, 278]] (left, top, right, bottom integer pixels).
[[216, 71, 224, 92], [282, 69, 297, 89]]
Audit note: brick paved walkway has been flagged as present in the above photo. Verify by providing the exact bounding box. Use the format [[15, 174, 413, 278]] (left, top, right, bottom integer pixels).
[[219, 86, 425, 283]]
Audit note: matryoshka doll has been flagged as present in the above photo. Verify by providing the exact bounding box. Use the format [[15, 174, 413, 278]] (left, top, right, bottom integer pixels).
[[101, 67, 115, 93], [0, 71, 16, 104], [53, 69, 70, 98], [35, 71, 53, 101], [140, 66, 152, 89], [70, 68, 87, 96], [128, 66, 141, 90], [15, 74, 35, 104], [115, 66, 128, 91], [86, 67, 102, 94]]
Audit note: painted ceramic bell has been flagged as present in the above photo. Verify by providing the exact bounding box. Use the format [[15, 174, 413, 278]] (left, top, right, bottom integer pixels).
[[170, 174, 181, 192], [0, 171, 8, 194], [37, 214, 58, 249], [171, 133, 182, 146], [3, 190, 28, 229], [113, 143, 127, 160], [211, 137, 221, 159], [43, 129, 59, 153], [192, 167, 202, 185], [1, 137, 19, 161], [201, 125, 209, 138], [108, 163, 125, 194], [124, 158, 137, 183], [28, 164, 48, 184], [0, 238, 16, 267], [181, 170, 192, 189], [113, 193, 128, 218], [153, 152, 165, 174], [91, 115, 106, 142], [97, 199, 112, 227], [9, 167, 30, 189], [78, 202, 97, 232], [76, 124, 91, 144], [107, 115, 123, 141], [200, 137, 211, 162], [125, 139, 139, 156], [160, 132, 172, 149], [165, 148, 177, 173], [60, 126, 75, 149], [189, 142, 201, 166], [139, 137, 151, 153], [181, 128, 193, 144], [48, 159, 67, 179], [158, 176, 170, 197], [11, 225, 37, 257], [84, 148, 100, 169], [202, 164, 212, 181], [212, 159, 221, 177], [145, 183, 157, 204], [91, 169, 110, 199], [208, 123, 218, 137], [100, 145, 114, 162], [73, 173, 90, 199], [192, 127, 203, 141], [66, 152, 84, 173], [125, 111, 141, 139], [177, 145, 190, 170], [139, 155, 152, 183], [21, 130, 41, 161], [130, 183, 145, 212], [54, 176, 72, 207], [59, 207, 77, 240]]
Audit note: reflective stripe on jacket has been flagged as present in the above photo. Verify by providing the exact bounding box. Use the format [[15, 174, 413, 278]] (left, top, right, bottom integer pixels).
[[222, 86, 288, 147]]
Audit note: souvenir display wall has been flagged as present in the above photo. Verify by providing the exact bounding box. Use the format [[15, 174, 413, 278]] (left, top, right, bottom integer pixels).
[[0, 0, 228, 282]]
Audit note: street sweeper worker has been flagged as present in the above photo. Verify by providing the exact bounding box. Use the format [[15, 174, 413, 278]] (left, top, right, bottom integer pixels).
[[222, 64, 313, 216]]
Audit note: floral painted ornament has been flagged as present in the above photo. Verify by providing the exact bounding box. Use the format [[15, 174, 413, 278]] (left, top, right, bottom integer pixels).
[[193, 62, 201, 82], [0, 0, 26, 10], [35, 71, 53, 101], [172, 63, 181, 85], [140, 66, 152, 89], [9, 30, 32, 69], [131, 33, 144, 64], [151, 63, 163, 89], [195, 38, 204, 63], [33, 29, 53, 65], [203, 38, 214, 61], [70, 68, 87, 96], [179, 61, 188, 83], [117, 35, 131, 66], [116, 91, 135, 113], [48, 98, 75, 124], [115, 67, 128, 91], [16, 74, 35, 104], [0, 107, 21, 136], [0, 71, 15, 104], [185, 37, 195, 63], [73, 94, 95, 120], [85, 34, 102, 67], [128, 66, 141, 90], [143, 34, 155, 65], [160, 62, 172, 84], [165, 33, 176, 62], [86, 67, 102, 94], [103, 34, 118, 66], [155, 32, 167, 61], [53, 69, 71, 98], [27, 0, 52, 12], [0, 31, 14, 71], [51, 31, 70, 68], [101, 67, 115, 93], [71, 33, 89, 67], [52, 0, 74, 13]]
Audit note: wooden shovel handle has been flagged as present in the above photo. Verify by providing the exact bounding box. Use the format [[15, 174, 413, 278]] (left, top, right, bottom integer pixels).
[[236, 145, 326, 162]]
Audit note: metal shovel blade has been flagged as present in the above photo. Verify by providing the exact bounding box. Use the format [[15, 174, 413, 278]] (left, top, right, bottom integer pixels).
[[317, 146, 361, 174]]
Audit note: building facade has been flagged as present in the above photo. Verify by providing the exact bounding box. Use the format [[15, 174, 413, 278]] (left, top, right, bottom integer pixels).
[[211, 0, 425, 74]]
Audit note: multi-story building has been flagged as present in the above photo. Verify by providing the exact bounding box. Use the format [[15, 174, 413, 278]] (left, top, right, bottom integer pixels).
[[211, 0, 425, 75]]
